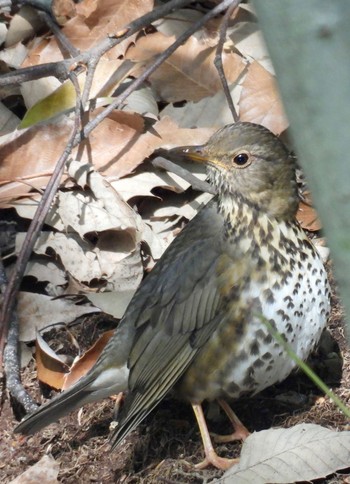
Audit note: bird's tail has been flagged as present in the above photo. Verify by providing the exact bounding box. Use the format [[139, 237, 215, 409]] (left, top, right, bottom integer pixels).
[[15, 364, 128, 435]]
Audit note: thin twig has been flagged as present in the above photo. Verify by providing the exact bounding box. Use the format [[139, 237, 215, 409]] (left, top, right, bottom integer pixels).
[[214, 0, 240, 122], [3, 312, 39, 412], [0, 62, 72, 85], [151, 156, 216, 195], [81, 57, 99, 109], [0, 259, 6, 294]]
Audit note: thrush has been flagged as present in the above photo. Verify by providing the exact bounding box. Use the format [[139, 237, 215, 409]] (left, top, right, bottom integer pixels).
[[15, 122, 330, 470]]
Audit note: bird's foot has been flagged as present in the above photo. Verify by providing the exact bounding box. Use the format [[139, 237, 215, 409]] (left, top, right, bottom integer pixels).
[[212, 427, 250, 443], [194, 451, 239, 470]]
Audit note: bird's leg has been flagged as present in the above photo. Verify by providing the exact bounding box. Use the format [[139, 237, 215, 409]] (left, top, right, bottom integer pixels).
[[192, 403, 239, 470], [212, 399, 250, 443]]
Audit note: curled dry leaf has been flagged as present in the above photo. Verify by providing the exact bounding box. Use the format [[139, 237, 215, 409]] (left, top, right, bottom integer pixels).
[[35, 332, 70, 390], [62, 330, 114, 390], [5, 5, 44, 48]]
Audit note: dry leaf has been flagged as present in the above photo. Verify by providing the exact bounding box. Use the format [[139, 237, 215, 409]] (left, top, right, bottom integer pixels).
[[239, 60, 288, 134], [87, 290, 136, 319], [10, 455, 59, 484], [35, 332, 70, 390], [62, 330, 114, 389], [5, 5, 44, 47], [227, 20, 273, 72], [22, 0, 154, 66], [161, 82, 242, 128], [154, 9, 204, 38], [18, 292, 100, 342], [24, 258, 67, 295], [0, 102, 20, 134], [217, 424, 350, 484], [127, 32, 244, 102], [297, 195, 322, 231]]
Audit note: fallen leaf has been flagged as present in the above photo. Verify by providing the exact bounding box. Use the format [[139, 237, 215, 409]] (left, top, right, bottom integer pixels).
[[227, 20, 273, 72], [35, 332, 70, 390], [22, 0, 154, 66], [216, 424, 350, 484], [62, 330, 114, 389], [161, 81, 243, 128], [20, 58, 133, 127], [127, 32, 244, 102], [10, 455, 59, 484], [297, 197, 322, 231], [5, 5, 44, 47], [154, 9, 204, 38], [18, 292, 100, 342], [0, 102, 20, 134], [239, 60, 288, 134], [87, 290, 136, 319]]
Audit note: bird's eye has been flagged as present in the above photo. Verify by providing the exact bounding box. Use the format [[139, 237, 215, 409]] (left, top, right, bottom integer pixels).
[[233, 153, 250, 166]]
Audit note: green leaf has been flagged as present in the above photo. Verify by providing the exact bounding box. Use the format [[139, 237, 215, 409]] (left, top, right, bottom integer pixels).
[[20, 80, 77, 129]]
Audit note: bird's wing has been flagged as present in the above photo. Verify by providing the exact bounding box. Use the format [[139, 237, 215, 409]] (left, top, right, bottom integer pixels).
[[15, 199, 224, 437], [110, 199, 250, 448]]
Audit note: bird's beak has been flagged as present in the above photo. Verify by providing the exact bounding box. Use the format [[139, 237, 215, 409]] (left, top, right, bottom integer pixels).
[[167, 145, 209, 164], [168, 145, 228, 171]]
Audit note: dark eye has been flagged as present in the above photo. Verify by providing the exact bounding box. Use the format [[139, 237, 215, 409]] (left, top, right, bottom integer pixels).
[[233, 153, 249, 166]]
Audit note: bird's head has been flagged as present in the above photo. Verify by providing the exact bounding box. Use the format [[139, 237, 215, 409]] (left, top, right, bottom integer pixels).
[[175, 122, 298, 221]]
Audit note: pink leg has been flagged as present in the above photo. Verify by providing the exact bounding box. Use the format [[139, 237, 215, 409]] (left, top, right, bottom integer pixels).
[[192, 403, 239, 470], [212, 399, 250, 443]]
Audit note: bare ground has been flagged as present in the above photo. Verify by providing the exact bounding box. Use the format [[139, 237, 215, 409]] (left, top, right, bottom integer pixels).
[[1, 267, 349, 483]]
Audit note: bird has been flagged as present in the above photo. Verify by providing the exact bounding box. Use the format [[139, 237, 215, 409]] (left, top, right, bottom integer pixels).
[[15, 122, 330, 470]]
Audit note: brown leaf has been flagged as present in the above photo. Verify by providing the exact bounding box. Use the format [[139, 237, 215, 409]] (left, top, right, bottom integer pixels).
[[239, 60, 288, 134], [22, 0, 153, 66], [0, 115, 213, 205], [0, 111, 144, 201], [126, 32, 244, 102], [62, 330, 114, 389], [297, 196, 322, 232]]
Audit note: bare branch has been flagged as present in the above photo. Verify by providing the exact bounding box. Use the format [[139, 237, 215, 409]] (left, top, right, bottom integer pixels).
[[214, 0, 240, 122], [151, 156, 216, 195]]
